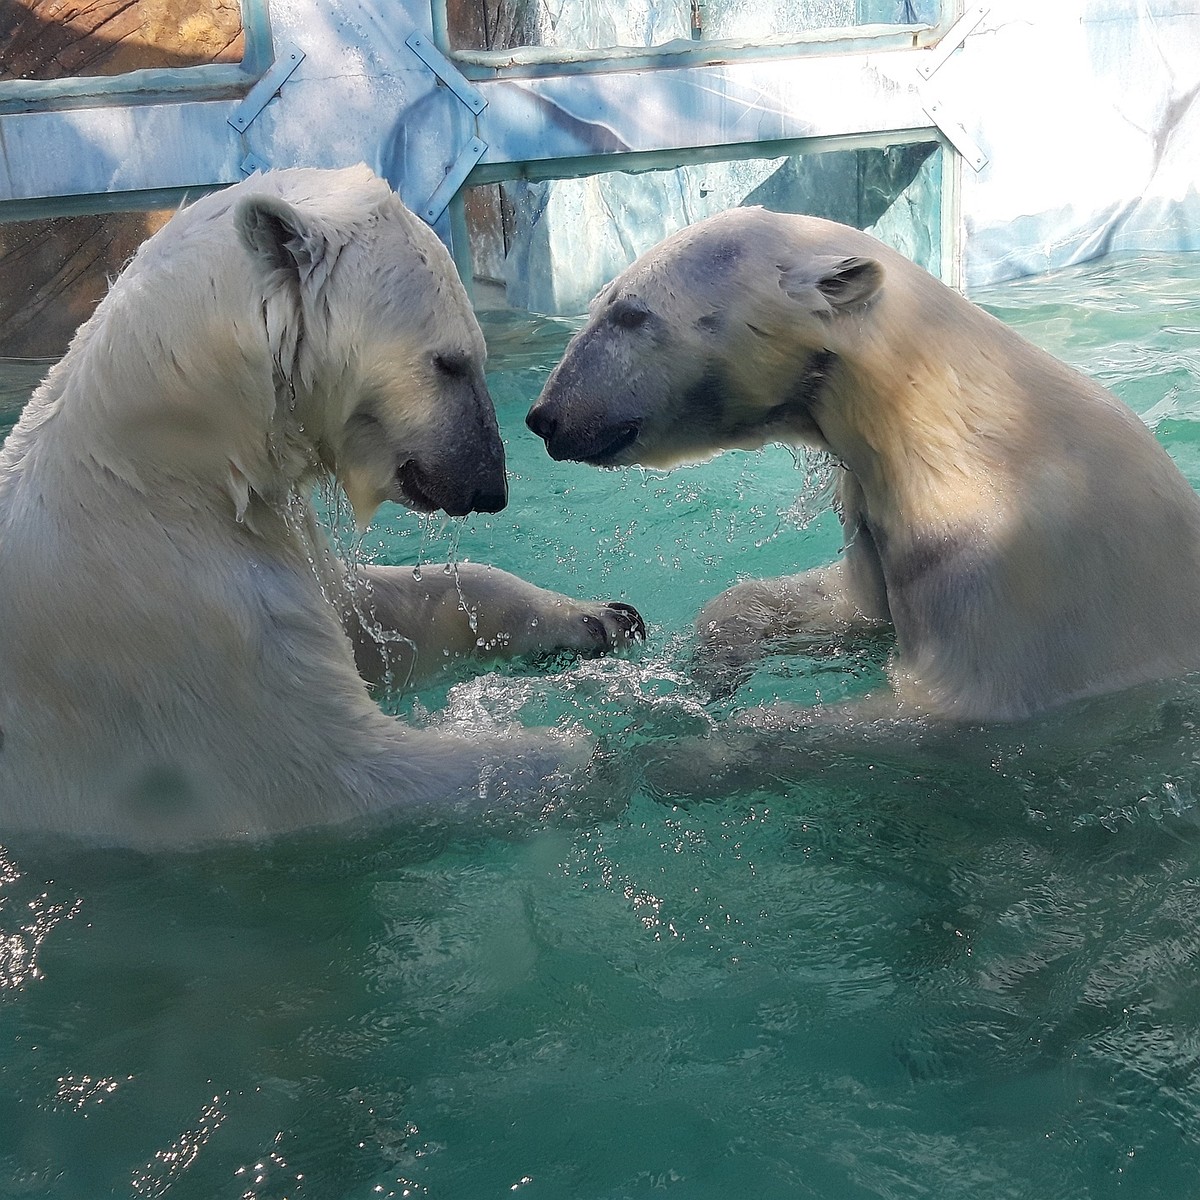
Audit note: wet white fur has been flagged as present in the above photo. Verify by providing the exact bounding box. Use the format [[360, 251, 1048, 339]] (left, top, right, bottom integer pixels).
[[537, 207, 1200, 722], [0, 166, 626, 846]]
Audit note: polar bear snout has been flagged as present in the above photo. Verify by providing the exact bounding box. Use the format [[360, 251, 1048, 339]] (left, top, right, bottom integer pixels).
[[391, 423, 508, 518], [523, 400, 558, 447], [464, 478, 507, 515], [393, 457, 506, 516], [443, 464, 508, 516], [525, 400, 640, 466], [339, 382, 507, 523], [526, 319, 652, 465]]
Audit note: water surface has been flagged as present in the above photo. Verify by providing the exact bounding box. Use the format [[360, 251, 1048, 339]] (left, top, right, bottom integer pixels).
[[4, 253, 1200, 1198]]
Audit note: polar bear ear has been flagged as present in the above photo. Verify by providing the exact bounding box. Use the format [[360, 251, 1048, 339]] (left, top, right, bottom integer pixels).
[[779, 255, 884, 316], [235, 194, 329, 286]]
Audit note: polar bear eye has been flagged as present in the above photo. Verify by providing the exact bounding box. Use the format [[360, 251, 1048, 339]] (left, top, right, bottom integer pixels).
[[433, 352, 470, 379], [607, 298, 651, 330]]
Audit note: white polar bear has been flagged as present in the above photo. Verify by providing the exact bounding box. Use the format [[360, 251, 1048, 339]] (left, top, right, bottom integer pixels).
[[527, 206, 1200, 725], [0, 166, 642, 846]]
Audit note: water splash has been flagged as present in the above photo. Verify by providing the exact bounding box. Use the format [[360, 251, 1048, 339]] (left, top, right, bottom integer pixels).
[[0, 849, 82, 991], [287, 477, 423, 693], [309, 485, 501, 693], [779, 446, 838, 533]]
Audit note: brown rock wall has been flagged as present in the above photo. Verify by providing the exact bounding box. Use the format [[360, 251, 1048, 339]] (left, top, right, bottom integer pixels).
[[0, 0, 243, 80]]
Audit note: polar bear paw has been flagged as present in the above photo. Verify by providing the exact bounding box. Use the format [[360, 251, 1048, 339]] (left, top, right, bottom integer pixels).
[[577, 601, 647, 656]]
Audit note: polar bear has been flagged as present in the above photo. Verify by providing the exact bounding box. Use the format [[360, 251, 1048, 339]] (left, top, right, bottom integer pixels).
[[0, 166, 642, 846], [527, 206, 1200, 724]]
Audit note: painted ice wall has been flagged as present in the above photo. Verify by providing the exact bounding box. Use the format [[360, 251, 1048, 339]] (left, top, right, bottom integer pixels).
[[1, 0, 1198, 300], [490, 143, 944, 315], [946, 3, 1200, 286]]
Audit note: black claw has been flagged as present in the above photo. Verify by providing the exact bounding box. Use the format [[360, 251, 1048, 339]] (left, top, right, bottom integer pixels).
[[605, 601, 647, 642], [580, 603, 647, 656]]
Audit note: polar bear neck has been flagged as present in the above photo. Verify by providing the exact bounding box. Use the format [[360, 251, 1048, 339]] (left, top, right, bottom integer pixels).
[[810, 284, 1044, 537], [22, 234, 332, 534]]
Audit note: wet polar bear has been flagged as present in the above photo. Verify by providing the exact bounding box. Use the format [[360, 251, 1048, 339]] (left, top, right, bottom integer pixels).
[[527, 207, 1200, 725], [0, 166, 642, 846]]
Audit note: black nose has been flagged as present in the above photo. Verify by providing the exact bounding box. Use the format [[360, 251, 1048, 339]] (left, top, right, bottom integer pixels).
[[525, 405, 557, 444]]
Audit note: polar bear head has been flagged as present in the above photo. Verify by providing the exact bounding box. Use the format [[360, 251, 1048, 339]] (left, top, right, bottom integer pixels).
[[525, 206, 889, 471], [94, 166, 505, 526]]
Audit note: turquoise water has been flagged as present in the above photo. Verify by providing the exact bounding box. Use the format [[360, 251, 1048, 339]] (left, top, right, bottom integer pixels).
[[4, 252, 1200, 1198]]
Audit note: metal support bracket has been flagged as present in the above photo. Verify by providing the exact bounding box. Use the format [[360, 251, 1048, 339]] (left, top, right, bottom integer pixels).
[[405, 33, 489, 223], [918, 4, 988, 80], [227, 44, 306, 133], [924, 98, 988, 172], [405, 33, 487, 116], [421, 136, 488, 223], [240, 152, 270, 176], [913, 7, 990, 171]]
